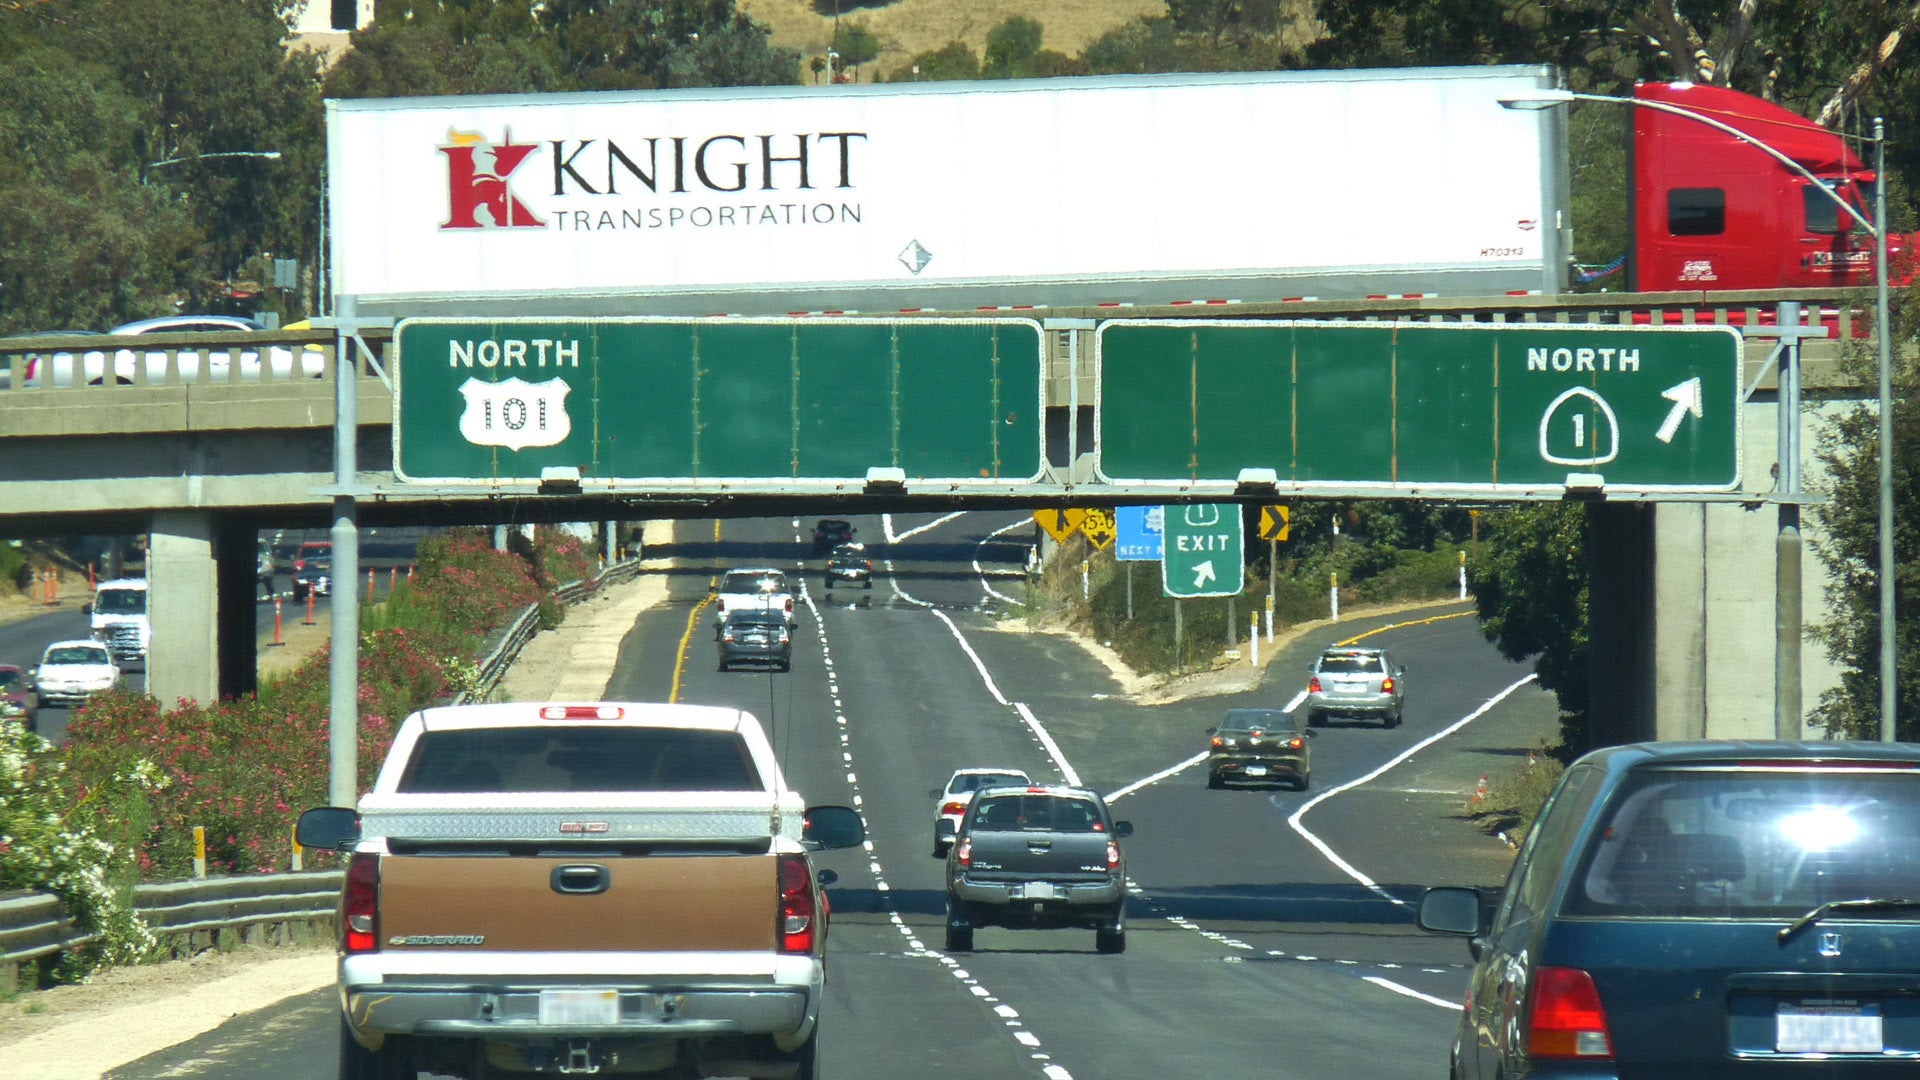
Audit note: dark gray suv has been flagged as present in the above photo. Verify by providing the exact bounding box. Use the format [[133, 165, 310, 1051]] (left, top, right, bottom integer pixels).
[[1420, 740, 1920, 1079]]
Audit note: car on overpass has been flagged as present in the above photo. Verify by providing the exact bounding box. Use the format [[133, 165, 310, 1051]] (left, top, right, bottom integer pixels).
[[20, 315, 323, 386]]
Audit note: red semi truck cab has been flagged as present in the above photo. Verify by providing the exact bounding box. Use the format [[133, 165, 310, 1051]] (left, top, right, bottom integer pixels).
[[1631, 81, 1914, 293]]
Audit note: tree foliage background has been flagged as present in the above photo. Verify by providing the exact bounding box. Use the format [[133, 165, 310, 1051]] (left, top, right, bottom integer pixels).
[[2, 0, 1917, 740]]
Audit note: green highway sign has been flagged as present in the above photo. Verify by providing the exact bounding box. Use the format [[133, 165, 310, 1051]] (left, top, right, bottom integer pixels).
[[1096, 321, 1741, 493], [1162, 503, 1244, 598], [393, 318, 1043, 487]]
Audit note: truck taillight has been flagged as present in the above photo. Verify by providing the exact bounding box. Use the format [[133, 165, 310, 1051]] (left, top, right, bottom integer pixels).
[[1527, 966, 1613, 1060], [1287, 736, 1304, 750], [343, 852, 379, 954], [1106, 841, 1121, 869], [785, 598, 794, 614], [778, 854, 817, 954], [956, 838, 972, 868], [1308, 676, 1322, 693]]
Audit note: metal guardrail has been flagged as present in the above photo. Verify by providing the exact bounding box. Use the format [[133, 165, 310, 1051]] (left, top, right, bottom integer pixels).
[[0, 555, 645, 985]]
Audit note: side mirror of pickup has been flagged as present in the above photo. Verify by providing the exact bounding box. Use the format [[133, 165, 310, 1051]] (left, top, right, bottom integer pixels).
[[801, 805, 865, 851], [296, 806, 362, 851], [1112, 820, 1134, 839]]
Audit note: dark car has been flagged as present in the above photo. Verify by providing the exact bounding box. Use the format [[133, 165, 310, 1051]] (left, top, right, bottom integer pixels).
[[811, 519, 855, 553], [1304, 645, 1404, 727], [717, 609, 792, 672], [292, 553, 332, 601], [1206, 707, 1312, 789], [0, 663, 36, 732], [824, 543, 872, 589], [1419, 740, 1920, 1080], [941, 785, 1132, 954]]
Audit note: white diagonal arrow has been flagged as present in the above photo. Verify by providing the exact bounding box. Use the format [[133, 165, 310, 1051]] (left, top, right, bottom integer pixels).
[[1655, 377, 1703, 444], [1192, 561, 1216, 589]]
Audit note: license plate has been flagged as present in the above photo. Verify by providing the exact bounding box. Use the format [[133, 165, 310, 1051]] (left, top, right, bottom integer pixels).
[[1244, 766, 1268, 777], [1337, 681, 1367, 693], [539, 989, 620, 1026], [1776, 1003, 1882, 1053], [1019, 882, 1057, 900]]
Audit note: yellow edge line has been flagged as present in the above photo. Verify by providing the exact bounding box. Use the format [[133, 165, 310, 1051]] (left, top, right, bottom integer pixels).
[[671, 519, 725, 704], [1334, 607, 1474, 647]]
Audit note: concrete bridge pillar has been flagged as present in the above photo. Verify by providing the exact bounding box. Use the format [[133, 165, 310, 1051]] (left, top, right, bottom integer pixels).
[[147, 513, 219, 707]]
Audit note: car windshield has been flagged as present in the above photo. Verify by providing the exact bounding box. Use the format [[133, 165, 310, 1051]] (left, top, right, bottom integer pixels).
[[950, 772, 1029, 795], [94, 589, 144, 615], [1318, 653, 1384, 674], [46, 646, 107, 665], [971, 794, 1104, 833], [1564, 766, 1920, 918]]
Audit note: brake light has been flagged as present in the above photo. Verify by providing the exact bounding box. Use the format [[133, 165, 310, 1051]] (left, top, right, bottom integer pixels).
[[941, 801, 968, 817], [1287, 736, 1304, 750], [778, 854, 817, 953], [1382, 676, 1395, 693], [538, 705, 624, 720], [1308, 676, 1322, 693], [1527, 966, 1613, 1060], [343, 852, 379, 954], [956, 838, 972, 868], [1210, 735, 1224, 748], [1106, 841, 1121, 868], [722, 629, 735, 643], [785, 597, 794, 614]]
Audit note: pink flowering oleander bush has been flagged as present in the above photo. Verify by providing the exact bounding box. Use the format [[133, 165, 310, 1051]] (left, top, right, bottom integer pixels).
[[57, 525, 600, 889]]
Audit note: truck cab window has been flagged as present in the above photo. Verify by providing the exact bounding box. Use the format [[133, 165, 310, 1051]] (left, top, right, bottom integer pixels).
[[1667, 187, 1726, 236], [1803, 181, 1860, 234]]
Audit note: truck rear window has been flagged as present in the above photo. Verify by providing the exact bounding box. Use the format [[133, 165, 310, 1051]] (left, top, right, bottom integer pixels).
[[971, 794, 1104, 833], [398, 726, 764, 793]]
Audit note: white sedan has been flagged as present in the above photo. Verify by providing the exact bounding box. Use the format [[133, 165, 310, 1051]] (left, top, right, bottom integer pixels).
[[32, 639, 121, 709], [930, 767, 1032, 856]]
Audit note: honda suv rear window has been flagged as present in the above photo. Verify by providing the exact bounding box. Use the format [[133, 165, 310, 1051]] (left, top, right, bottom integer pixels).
[[1563, 766, 1920, 918]]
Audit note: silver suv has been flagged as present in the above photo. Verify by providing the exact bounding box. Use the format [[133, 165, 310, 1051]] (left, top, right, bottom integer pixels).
[[1304, 646, 1404, 728]]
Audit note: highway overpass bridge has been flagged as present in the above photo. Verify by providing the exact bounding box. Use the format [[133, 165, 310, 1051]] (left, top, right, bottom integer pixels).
[[0, 288, 1885, 744]]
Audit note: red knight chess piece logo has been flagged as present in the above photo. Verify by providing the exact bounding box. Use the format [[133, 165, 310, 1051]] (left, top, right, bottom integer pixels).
[[441, 129, 544, 230]]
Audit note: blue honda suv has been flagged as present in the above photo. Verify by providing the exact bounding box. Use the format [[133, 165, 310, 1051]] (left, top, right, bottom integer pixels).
[[1420, 740, 1920, 1078]]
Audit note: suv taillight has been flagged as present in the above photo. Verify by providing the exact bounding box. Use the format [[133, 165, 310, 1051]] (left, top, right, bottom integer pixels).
[[1308, 676, 1322, 693], [1381, 676, 1395, 693], [1527, 966, 1613, 1060], [778, 854, 817, 954], [343, 852, 379, 954]]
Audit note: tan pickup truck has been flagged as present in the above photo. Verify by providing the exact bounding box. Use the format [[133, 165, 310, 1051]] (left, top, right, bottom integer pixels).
[[297, 701, 864, 1080]]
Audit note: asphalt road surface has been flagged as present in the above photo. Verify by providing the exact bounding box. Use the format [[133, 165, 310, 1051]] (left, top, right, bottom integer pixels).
[[103, 511, 1556, 1080]]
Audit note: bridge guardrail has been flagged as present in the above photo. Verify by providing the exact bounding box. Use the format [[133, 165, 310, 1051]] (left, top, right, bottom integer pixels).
[[0, 553, 645, 990]]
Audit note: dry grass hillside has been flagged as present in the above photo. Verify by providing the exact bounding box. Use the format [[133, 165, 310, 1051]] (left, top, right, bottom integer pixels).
[[740, 0, 1170, 79]]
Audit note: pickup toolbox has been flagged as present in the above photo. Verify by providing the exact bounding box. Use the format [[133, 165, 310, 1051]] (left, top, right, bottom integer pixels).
[[939, 785, 1133, 954], [297, 701, 863, 1080]]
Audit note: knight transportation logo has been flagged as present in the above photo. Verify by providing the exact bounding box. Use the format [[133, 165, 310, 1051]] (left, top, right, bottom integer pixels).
[[441, 128, 545, 230], [457, 377, 572, 450]]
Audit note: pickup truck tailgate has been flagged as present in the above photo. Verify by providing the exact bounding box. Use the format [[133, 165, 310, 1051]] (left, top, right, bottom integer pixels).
[[380, 853, 777, 952]]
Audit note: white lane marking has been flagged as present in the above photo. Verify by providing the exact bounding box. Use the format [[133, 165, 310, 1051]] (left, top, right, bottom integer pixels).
[[1364, 975, 1463, 1011], [1286, 673, 1539, 905], [927, 607, 1011, 706], [978, 517, 1033, 607], [804, 550, 1064, 1075], [890, 511, 968, 542], [1106, 753, 1207, 804], [1278, 689, 1309, 713], [1013, 702, 1080, 787]]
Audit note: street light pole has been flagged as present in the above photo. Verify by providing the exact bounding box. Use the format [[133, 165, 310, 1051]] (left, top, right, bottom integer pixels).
[[1502, 89, 1896, 741], [1876, 117, 1898, 742]]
